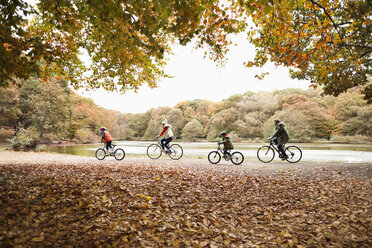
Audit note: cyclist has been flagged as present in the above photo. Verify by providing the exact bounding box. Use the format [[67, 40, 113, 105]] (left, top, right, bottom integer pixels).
[[269, 119, 289, 160], [100, 127, 113, 156], [157, 120, 174, 153], [219, 131, 234, 159]]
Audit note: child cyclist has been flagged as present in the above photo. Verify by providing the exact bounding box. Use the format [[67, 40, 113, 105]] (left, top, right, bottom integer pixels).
[[100, 127, 113, 156], [219, 131, 234, 159], [157, 120, 174, 153]]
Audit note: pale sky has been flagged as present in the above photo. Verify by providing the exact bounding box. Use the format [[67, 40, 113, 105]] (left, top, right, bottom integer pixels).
[[77, 34, 310, 114]]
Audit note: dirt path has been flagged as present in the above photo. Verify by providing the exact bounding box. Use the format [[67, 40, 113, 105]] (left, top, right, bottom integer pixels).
[[1, 151, 371, 179]]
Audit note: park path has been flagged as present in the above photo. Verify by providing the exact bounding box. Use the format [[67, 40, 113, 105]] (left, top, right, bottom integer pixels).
[[1, 151, 371, 180]]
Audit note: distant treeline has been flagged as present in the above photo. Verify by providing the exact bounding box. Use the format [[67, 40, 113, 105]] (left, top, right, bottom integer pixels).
[[1, 77, 371, 149]]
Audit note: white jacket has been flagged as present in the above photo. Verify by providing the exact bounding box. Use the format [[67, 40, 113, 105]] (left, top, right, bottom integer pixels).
[[160, 124, 173, 138]]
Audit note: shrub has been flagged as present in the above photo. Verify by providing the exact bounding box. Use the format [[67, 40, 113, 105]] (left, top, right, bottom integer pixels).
[[0, 127, 13, 141], [8, 128, 40, 150], [75, 128, 94, 144], [41, 133, 59, 144], [182, 119, 204, 141], [35, 145, 48, 152]]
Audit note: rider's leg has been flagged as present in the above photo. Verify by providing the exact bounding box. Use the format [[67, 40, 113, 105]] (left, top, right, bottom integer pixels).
[[273, 138, 278, 145], [104, 142, 109, 155], [223, 148, 231, 159], [277, 144, 287, 158], [160, 138, 166, 150], [164, 136, 174, 150], [107, 141, 112, 154]]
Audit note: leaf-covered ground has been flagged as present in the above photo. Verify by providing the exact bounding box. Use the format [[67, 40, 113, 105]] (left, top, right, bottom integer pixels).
[[0, 152, 371, 247]]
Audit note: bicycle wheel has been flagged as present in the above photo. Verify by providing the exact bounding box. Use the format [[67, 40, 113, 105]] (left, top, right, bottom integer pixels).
[[168, 144, 183, 160], [147, 144, 162, 159], [95, 148, 106, 160], [114, 148, 125, 161], [285, 146, 302, 163], [257, 146, 275, 163], [208, 151, 221, 164], [231, 151, 244, 165]]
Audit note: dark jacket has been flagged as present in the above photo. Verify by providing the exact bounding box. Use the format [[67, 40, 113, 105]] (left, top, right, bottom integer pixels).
[[272, 123, 289, 145], [221, 135, 234, 150]]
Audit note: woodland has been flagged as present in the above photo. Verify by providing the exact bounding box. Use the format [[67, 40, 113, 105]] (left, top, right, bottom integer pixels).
[[0, 77, 371, 150], [1, 0, 371, 149], [0, 1, 371, 247]]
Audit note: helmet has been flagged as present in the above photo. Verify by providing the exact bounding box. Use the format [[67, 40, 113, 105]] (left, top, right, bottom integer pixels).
[[274, 119, 280, 124], [220, 131, 227, 136], [162, 120, 167, 126], [100, 127, 106, 131]]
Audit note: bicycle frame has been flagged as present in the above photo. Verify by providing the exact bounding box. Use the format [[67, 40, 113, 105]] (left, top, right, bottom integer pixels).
[[257, 139, 302, 163], [103, 144, 116, 152], [267, 140, 282, 155], [147, 138, 183, 160], [208, 143, 244, 165], [215, 144, 231, 156], [96, 144, 125, 161]]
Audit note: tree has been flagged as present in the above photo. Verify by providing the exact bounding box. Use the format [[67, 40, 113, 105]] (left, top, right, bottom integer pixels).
[[18, 78, 70, 139], [0, 85, 21, 127], [331, 87, 372, 136], [0, 1, 44, 86], [110, 113, 135, 140], [128, 111, 152, 138], [166, 109, 184, 139], [234, 112, 264, 138], [1, 0, 241, 91], [2, 1, 371, 101], [263, 110, 314, 142], [278, 94, 334, 139], [207, 108, 238, 141], [182, 119, 204, 141], [342, 107, 372, 136], [239, 0, 371, 101]]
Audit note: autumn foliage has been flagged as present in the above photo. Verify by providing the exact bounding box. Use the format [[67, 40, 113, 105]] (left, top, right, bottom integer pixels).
[[1, 1, 370, 101], [241, 0, 372, 101], [0, 157, 371, 247]]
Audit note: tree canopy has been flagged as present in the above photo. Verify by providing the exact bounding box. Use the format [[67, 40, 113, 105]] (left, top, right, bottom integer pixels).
[[1, 0, 371, 100], [240, 0, 372, 102], [1, 0, 241, 91]]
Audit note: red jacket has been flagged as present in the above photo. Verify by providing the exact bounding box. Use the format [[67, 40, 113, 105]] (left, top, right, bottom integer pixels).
[[101, 131, 112, 142]]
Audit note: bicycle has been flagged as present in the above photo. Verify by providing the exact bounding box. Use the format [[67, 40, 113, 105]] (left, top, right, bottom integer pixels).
[[146, 138, 183, 160], [95, 144, 125, 160], [257, 139, 302, 163], [208, 143, 244, 165]]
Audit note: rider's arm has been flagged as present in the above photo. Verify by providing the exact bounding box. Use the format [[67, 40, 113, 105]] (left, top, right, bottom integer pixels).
[[270, 125, 284, 139], [101, 132, 104, 142], [159, 126, 168, 137]]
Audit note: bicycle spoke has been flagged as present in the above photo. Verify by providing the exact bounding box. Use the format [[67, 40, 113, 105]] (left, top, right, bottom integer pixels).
[[257, 146, 275, 163], [114, 148, 125, 161], [285, 146, 302, 163], [168, 144, 183, 160], [208, 151, 221, 164], [95, 148, 106, 160], [231, 152, 244, 165], [147, 144, 162, 159]]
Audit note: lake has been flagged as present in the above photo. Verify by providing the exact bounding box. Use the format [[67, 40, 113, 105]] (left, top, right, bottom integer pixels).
[[44, 141, 372, 163]]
